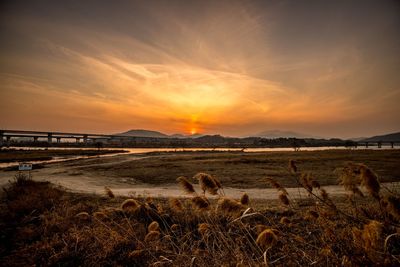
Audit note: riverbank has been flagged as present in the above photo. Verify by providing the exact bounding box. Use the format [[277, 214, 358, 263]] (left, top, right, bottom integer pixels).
[[0, 148, 127, 163]]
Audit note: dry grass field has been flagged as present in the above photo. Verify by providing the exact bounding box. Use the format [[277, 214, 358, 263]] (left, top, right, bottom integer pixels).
[[1, 157, 399, 266], [73, 149, 400, 188]]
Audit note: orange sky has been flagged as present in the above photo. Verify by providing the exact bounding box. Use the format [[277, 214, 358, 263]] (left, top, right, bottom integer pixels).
[[0, 0, 399, 138]]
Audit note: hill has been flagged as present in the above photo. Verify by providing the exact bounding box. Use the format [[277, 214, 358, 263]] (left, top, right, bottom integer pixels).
[[117, 129, 169, 138], [362, 132, 400, 142]]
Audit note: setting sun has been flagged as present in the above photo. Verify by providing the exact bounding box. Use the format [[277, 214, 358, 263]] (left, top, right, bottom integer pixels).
[[190, 128, 197, 135]]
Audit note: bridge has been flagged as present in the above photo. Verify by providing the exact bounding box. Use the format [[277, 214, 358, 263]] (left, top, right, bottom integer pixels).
[[0, 129, 139, 146]]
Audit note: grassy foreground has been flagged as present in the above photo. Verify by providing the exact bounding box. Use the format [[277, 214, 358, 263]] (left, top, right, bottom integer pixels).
[[0, 162, 400, 266]]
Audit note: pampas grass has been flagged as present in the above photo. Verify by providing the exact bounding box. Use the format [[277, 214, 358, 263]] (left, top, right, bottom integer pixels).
[[289, 159, 297, 173], [265, 177, 287, 195], [148, 221, 160, 232], [194, 172, 219, 195], [256, 229, 277, 249], [217, 198, 244, 215], [359, 164, 380, 199], [75, 211, 90, 220], [121, 199, 140, 212], [104, 186, 115, 198], [145, 231, 160, 242], [240, 193, 249, 205], [191, 196, 210, 210], [279, 192, 290, 206], [198, 223, 211, 235], [169, 198, 184, 212], [176, 176, 196, 194]]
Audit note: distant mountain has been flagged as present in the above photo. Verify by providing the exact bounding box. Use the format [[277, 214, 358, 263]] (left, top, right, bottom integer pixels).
[[251, 130, 320, 139], [362, 132, 400, 142], [117, 129, 205, 139], [117, 129, 169, 138]]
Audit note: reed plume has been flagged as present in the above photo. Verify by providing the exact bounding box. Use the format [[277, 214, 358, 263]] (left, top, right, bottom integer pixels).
[[194, 172, 219, 195], [191, 196, 210, 210], [75, 211, 90, 220], [256, 229, 277, 249], [198, 223, 211, 235], [240, 193, 249, 205], [104, 186, 115, 198], [217, 198, 244, 215], [144, 231, 160, 242], [170, 224, 180, 232], [279, 192, 290, 206], [169, 198, 184, 212], [265, 177, 287, 195], [385, 195, 400, 220], [176, 176, 196, 194], [280, 216, 290, 224], [289, 159, 297, 173], [359, 164, 380, 199], [121, 199, 140, 212], [362, 220, 383, 250], [128, 249, 145, 258], [338, 164, 364, 197], [93, 211, 107, 220], [148, 221, 160, 232]]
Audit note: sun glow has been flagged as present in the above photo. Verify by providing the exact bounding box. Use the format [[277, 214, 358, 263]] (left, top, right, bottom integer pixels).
[[190, 128, 197, 135]]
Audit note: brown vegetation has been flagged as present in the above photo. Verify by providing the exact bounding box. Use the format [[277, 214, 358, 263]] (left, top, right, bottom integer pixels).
[[1, 160, 400, 266]]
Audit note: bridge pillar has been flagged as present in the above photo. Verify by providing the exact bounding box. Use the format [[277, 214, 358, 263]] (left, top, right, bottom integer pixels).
[[83, 135, 88, 144], [6, 136, 11, 147], [76, 138, 80, 143], [47, 133, 53, 143], [391, 142, 394, 148], [0, 131, 3, 146], [56, 137, 61, 143], [366, 142, 368, 148], [33, 136, 38, 142], [378, 142, 382, 148]]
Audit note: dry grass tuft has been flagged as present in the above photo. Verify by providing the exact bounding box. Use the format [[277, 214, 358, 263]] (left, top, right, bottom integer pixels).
[[194, 172, 219, 195], [191, 196, 210, 210], [176, 176, 196, 194], [240, 193, 249, 205], [104, 186, 115, 198], [256, 228, 277, 250]]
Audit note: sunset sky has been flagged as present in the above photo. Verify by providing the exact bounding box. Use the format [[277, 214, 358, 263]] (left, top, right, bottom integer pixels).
[[0, 0, 399, 138]]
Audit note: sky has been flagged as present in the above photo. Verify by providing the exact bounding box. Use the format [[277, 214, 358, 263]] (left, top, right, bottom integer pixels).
[[0, 0, 399, 139]]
